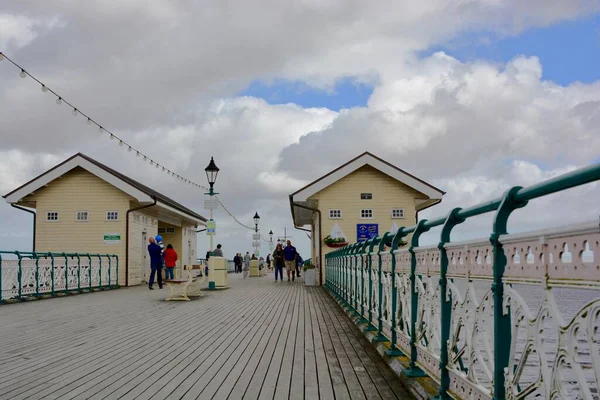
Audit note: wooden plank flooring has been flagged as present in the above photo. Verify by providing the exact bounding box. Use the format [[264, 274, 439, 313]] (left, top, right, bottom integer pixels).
[[0, 273, 413, 399]]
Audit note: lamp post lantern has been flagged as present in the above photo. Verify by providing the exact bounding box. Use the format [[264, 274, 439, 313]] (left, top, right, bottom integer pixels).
[[204, 157, 219, 254], [253, 212, 260, 257]]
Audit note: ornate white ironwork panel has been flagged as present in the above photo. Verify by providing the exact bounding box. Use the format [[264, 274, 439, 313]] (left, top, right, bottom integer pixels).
[[381, 253, 392, 272], [394, 271, 412, 354], [110, 256, 118, 285], [1, 260, 19, 299], [500, 221, 600, 286], [90, 258, 101, 287], [66, 257, 79, 290], [19, 259, 37, 295], [445, 240, 494, 279], [370, 263, 379, 326], [415, 274, 442, 379], [53, 257, 67, 291], [38, 258, 52, 293], [504, 285, 600, 400], [80, 259, 91, 288], [381, 270, 393, 337], [415, 246, 439, 276], [447, 280, 495, 398]]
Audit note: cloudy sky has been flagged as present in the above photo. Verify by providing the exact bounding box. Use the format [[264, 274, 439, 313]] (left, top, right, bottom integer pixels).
[[1, 1, 599, 258]]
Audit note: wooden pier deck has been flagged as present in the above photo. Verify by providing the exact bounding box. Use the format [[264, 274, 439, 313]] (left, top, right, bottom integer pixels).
[[0, 273, 412, 399]]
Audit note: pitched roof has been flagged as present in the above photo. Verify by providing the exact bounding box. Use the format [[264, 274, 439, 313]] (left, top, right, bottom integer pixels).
[[290, 151, 445, 202], [4, 153, 206, 223]]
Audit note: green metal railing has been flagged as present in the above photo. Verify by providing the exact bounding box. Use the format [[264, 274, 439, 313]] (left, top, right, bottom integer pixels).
[[0, 252, 119, 303], [325, 162, 600, 400]]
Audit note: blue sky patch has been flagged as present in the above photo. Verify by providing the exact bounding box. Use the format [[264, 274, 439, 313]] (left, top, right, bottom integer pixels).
[[240, 78, 374, 111], [421, 14, 600, 85]]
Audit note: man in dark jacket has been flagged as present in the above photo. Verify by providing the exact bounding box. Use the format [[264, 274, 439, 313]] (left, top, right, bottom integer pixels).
[[147, 237, 163, 290]]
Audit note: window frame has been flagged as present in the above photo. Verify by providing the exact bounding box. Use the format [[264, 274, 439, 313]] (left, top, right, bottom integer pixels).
[[106, 211, 120, 221], [328, 209, 343, 219], [391, 208, 405, 219], [46, 211, 59, 222], [360, 209, 373, 219], [75, 211, 89, 222]]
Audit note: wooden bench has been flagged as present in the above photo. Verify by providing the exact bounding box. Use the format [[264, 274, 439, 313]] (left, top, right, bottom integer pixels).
[[164, 264, 206, 301]]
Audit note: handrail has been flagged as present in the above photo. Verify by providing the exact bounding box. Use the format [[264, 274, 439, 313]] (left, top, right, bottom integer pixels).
[[0, 251, 119, 304], [324, 161, 600, 400]]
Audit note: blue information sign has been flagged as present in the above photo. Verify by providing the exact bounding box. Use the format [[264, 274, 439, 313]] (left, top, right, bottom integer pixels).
[[357, 223, 378, 242]]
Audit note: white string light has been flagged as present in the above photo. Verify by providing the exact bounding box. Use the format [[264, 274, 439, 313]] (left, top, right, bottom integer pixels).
[[1, 50, 260, 232]]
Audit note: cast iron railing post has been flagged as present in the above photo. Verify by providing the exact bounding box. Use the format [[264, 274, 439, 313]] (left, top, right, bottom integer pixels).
[[405, 220, 430, 378], [491, 187, 528, 400], [365, 238, 378, 332], [386, 227, 407, 357], [374, 232, 393, 342], [437, 208, 466, 399]]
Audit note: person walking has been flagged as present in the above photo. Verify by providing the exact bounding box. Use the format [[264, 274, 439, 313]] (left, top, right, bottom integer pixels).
[[234, 253, 241, 273], [283, 240, 298, 282], [266, 254, 271, 270], [147, 237, 163, 290], [295, 253, 303, 279], [272, 243, 284, 282], [243, 252, 251, 279], [163, 244, 178, 280]]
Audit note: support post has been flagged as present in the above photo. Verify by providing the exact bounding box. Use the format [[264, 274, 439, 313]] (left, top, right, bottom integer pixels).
[[365, 237, 378, 332], [405, 219, 430, 378], [491, 187, 527, 400], [386, 228, 407, 357], [374, 232, 393, 342], [436, 209, 465, 399]]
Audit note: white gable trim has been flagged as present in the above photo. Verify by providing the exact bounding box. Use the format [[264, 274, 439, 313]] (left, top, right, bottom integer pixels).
[[292, 153, 444, 202], [5, 156, 154, 204]]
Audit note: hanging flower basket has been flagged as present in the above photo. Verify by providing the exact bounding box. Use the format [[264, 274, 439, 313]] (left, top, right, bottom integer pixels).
[[323, 235, 348, 248]]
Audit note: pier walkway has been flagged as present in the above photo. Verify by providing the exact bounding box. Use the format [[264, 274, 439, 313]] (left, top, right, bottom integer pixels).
[[0, 273, 412, 400]]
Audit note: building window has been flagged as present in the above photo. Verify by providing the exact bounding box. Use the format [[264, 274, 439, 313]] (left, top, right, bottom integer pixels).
[[360, 209, 373, 219], [329, 209, 342, 219], [166, 227, 175, 234], [133, 214, 140, 222], [158, 227, 166, 234], [46, 211, 59, 221], [76, 211, 89, 221], [391, 208, 405, 219], [106, 211, 119, 221]]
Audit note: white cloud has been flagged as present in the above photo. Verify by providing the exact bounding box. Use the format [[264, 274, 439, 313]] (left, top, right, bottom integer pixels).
[[0, 1, 599, 257]]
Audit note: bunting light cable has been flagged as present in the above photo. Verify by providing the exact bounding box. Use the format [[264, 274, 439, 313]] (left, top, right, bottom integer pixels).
[[0, 51, 260, 232]]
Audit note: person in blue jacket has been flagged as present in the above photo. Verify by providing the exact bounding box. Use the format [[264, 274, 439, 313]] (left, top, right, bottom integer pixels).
[[147, 237, 163, 290]]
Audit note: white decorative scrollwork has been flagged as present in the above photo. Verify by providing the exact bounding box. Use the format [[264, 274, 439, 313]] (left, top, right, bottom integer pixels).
[[447, 280, 495, 399], [504, 285, 600, 400]]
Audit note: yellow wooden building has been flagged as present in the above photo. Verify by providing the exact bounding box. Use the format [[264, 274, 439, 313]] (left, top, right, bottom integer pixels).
[[290, 152, 445, 284], [3, 153, 206, 286]]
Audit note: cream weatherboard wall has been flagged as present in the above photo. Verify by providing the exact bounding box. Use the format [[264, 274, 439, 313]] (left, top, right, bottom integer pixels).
[[23, 167, 131, 285], [309, 165, 422, 276]]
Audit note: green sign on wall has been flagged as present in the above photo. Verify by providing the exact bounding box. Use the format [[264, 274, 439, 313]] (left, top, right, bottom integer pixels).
[[104, 233, 121, 244]]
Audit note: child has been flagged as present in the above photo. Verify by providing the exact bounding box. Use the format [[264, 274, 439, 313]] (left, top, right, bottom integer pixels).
[[163, 244, 178, 280], [156, 235, 165, 279]]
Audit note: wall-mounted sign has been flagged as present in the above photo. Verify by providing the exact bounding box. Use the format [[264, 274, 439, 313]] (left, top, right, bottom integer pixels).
[[204, 199, 219, 210], [360, 193, 372, 200], [206, 220, 216, 236], [104, 233, 121, 244], [357, 224, 378, 242]]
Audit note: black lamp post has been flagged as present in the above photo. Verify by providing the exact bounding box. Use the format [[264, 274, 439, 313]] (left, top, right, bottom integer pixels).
[[253, 212, 260, 232], [204, 157, 219, 193]]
